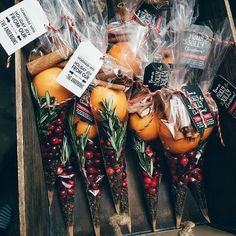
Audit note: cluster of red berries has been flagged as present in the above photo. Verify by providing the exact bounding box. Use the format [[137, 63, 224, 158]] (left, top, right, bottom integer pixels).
[[84, 141, 104, 196], [168, 150, 204, 187], [57, 164, 76, 198], [142, 146, 161, 196], [102, 140, 128, 188]]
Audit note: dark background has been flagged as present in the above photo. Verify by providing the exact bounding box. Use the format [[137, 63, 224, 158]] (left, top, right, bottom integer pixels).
[[0, 0, 235, 235]]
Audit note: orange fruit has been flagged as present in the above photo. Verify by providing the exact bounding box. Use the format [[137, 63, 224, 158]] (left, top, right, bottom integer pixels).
[[129, 113, 160, 141], [159, 121, 200, 154], [75, 117, 97, 139], [90, 86, 128, 121], [108, 42, 141, 75], [32, 67, 72, 102], [202, 127, 213, 140]]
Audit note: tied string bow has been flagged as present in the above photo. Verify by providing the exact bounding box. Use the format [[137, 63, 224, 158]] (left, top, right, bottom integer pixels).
[[62, 15, 81, 43]]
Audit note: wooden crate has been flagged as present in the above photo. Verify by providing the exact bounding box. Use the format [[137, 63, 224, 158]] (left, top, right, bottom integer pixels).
[[15, 0, 236, 236]]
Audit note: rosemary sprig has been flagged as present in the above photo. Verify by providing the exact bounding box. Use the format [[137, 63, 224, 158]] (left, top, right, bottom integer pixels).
[[60, 135, 72, 166], [68, 113, 90, 175], [31, 84, 59, 133], [100, 99, 127, 161], [133, 135, 153, 177]]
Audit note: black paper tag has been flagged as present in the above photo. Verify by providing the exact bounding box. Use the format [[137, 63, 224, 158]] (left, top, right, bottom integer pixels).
[[211, 75, 236, 119], [179, 25, 213, 70], [181, 85, 216, 133], [136, 1, 169, 26], [144, 63, 170, 92], [73, 85, 94, 124]]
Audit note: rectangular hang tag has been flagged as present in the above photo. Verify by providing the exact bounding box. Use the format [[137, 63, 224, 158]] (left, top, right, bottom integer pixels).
[[0, 0, 49, 55], [144, 63, 170, 92], [181, 85, 216, 134], [212, 75, 236, 119], [73, 85, 95, 124], [56, 41, 103, 98], [179, 25, 213, 70], [136, 1, 169, 27]]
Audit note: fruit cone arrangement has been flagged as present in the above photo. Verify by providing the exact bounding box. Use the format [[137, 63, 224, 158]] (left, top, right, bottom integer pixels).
[[56, 136, 76, 236], [90, 63, 133, 232], [157, 86, 216, 228], [128, 85, 162, 231], [69, 97, 105, 236], [31, 67, 73, 206]]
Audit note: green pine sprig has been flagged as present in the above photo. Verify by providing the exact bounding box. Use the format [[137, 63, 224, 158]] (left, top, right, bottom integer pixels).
[[133, 135, 153, 177], [99, 99, 126, 161]]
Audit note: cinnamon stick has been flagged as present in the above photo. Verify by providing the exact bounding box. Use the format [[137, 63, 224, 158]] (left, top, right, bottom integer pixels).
[[27, 47, 73, 76], [56, 60, 69, 68], [95, 80, 126, 91]]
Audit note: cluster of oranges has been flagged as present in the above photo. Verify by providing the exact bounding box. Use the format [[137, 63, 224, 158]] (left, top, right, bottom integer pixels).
[[32, 42, 213, 155]]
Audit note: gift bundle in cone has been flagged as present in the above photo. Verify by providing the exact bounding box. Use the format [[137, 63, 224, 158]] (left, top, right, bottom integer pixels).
[[68, 88, 105, 236], [155, 0, 233, 228]]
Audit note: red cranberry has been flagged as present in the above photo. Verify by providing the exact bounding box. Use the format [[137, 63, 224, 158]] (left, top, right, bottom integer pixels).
[[87, 175, 94, 182], [176, 181, 184, 187], [121, 181, 128, 188], [145, 146, 153, 155], [150, 179, 158, 187], [122, 172, 127, 179], [47, 131, 53, 137], [189, 177, 197, 183], [58, 138, 63, 144], [94, 158, 101, 166], [188, 165, 195, 171], [56, 118, 63, 125], [92, 183, 99, 190], [106, 140, 112, 146], [180, 156, 189, 167], [68, 179, 75, 187], [48, 124, 55, 131], [144, 183, 149, 190], [55, 126, 63, 134], [188, 151, 195, 158], [106, 167, 115, 176], [153, 170, 160, 177], [144, 177, 152, 185], [87, 167, 97, 174], [148, 187, 156, 195], [195, 173, 203, 182], [57, 167, 63, 175], [115, 168, 122, 175], [51, 137, 59, 145], [67, 188, 75, 195], [59, 190, 67, 198], [142, 171, 149, 177], [182, 175, 190, 183], [106, 150, 114, 156]]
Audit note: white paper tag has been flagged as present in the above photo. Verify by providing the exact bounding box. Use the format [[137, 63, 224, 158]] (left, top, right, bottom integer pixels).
[[56, 41, 103, 98], [0, 0, 49, 55]]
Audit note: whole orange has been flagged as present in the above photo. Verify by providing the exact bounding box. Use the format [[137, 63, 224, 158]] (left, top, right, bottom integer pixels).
[[129, 113, 160, 141], [108, 42, 141, 75], [32, 67, 72, 102], [159, 121, 200, 154], [90, 86, 128, 122], [75, 117, 97, 139]]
